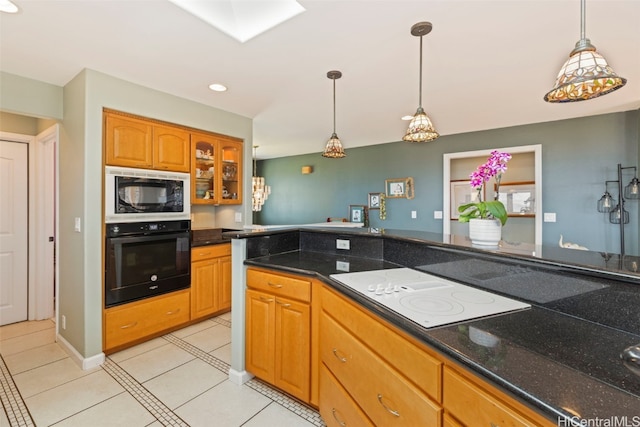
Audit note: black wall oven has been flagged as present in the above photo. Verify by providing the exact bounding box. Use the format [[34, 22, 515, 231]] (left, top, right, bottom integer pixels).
[[105, 220, 190, 307]]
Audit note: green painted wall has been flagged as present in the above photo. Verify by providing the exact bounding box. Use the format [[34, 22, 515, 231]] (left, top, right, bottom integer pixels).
[[256, 110, 640, 255], [0, 72, 63, 120]]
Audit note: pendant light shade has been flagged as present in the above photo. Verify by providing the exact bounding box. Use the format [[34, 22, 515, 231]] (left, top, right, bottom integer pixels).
[[544, 0, 626, 103], [403, 21, 439, 143], [322, 70, 346, 158]]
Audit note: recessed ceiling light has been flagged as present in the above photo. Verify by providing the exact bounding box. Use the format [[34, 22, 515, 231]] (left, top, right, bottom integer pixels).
[[0, 0, 19, 13], [168, 0, 305, 43], [209, 83, 228, 92]]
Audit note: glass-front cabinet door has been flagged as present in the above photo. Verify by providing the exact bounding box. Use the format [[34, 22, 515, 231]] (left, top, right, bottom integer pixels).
[[218, 137, 243, 205], [192, 133, 217, 204]]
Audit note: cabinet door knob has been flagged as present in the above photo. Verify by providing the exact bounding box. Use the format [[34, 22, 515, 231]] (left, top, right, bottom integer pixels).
[[377, 394, 400, 417], [267, 282, 283, 289], [331, 408, 346, 427], [332, 348, 347, 363]]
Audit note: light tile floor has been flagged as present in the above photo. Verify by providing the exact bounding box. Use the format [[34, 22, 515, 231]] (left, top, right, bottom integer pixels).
[[0, 314, 325, 427]]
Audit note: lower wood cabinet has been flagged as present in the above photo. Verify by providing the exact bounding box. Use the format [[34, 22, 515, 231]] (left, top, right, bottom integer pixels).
[[191, 243, 231, 320], [320, 285, 442, 427], [245, 267, 320, 405], [319, 284, 555, 427], [104, 289, 190, 352]]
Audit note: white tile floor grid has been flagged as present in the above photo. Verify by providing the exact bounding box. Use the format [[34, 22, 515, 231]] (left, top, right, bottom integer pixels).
[[0, 314, 325, 427]]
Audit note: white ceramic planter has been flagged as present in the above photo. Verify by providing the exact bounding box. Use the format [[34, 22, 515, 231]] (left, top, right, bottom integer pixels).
[[469, 218, 502, 246]]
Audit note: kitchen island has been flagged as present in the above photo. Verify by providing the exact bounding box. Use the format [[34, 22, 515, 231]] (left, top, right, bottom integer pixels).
[[226, 226, 640, 425]]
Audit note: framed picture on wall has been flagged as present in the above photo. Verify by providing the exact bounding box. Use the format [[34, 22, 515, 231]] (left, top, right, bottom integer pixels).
[[450, 180, 481, 220], [495, 181, 536, 216], [385, 177, 414, 199], [368, 192, 382, 209], [349, 205, 367, 224]]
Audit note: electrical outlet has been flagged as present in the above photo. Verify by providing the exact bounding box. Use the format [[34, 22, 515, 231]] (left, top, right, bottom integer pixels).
[[234, 212, 242, 222], [74, 217, 81, 232], [411, 210, 417, 219], [434, 210, 443, 219], [61, 315, 66, 330], [543, 212, 557, 222], [336, 239, 350, 250], [336, 261, 350, 272]]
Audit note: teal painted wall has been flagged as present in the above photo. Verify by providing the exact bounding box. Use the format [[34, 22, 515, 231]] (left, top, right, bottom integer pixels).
[[255, 110, 640, 255]]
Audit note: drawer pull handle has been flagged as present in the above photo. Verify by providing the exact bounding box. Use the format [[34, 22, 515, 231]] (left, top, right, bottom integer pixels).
[[259, 296, 274, 302], [276, 300, 291, 307], [120, 322, 138, 329], [332, 348, 347, 363], [490, 424, 500, 427], [166, 308, 181, 315], [331, 408, 346, 427], [377, 394, 400, 417], [267, 282, 283, 288]]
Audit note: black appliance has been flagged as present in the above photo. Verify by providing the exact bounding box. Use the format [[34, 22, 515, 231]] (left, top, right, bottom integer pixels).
[[105, 220, 190, 307]]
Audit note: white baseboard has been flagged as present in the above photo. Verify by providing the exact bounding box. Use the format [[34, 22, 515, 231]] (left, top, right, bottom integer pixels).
[[228, 368, 253, 385], [57, 334, 105, 370]]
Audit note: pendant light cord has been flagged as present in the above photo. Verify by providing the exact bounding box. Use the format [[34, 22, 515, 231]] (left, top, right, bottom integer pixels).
[[332, 78, 337, 134], [418, 34, 423, 109], [580, 0, 586, 40]]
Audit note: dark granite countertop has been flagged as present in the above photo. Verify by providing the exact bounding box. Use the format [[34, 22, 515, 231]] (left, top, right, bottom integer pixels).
[[191, 228, 239, 247], [239, 232, 640, 425]]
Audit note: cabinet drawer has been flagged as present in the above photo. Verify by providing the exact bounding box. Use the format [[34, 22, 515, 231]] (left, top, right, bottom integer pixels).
[[247, 268, 311, 302], [321, 285, 442, 401], [191, 244, 231, 261], [319, 364, 374, 427], [321, 312, 442, 426], [104, 290, 190, 350], [444, 366, 546, 427]]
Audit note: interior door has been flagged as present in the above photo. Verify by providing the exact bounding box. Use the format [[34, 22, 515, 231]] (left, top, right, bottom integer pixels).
[[0, 140, 29, 325]]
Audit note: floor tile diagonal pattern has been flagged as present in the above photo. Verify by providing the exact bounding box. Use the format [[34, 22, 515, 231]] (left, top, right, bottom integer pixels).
[[1, 315, 325, 427]]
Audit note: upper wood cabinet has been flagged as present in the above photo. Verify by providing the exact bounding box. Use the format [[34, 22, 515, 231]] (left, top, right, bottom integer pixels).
[[104, 111, 190, 172], [192, 133, 243, 205]]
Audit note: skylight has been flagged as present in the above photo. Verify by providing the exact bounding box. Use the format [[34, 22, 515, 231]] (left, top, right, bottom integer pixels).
[[168, 0, 305, 43]]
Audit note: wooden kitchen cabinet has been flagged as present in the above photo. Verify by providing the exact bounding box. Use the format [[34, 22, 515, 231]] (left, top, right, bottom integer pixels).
[[192, 133, 243, 205], [245, 267, 319, 405], [320, 285, 442, 427], [104, 110, 190, 172], [190, 243, 231, 320], [103, 289, 190, 353], [318, 284, 556, 427]]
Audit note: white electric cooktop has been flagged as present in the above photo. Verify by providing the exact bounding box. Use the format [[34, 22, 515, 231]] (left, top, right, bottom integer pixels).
[[330, 268, 530, 328]]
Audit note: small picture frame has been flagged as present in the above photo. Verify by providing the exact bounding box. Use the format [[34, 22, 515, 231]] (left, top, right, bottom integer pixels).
[[450, 180, 482, 220], [349, 205, 367, 224], [368, 192, 382, 209], [385, 177, 414, 199], [496, 181, 536, 216]]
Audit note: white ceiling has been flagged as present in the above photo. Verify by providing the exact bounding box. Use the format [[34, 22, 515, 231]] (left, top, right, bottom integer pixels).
[[1, 1, 639, 159]]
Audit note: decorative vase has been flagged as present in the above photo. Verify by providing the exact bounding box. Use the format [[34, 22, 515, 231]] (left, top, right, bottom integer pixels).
[[468, 218, 502, 246]]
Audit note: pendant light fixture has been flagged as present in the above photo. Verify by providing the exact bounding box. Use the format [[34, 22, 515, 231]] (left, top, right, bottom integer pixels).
[[544, 0, 626, 103], [322, 70, 346, 158], [252, 145, 271, 212], [403, 21, 439, 143]]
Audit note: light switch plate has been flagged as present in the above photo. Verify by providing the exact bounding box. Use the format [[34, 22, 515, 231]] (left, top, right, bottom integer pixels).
[[543, 212, 556, 222], [235, 212, 242, 222]]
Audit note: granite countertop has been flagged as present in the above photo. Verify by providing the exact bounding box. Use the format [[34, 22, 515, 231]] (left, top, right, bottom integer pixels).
[[244, 250, 640, 424], [191, 228, 239, 247]]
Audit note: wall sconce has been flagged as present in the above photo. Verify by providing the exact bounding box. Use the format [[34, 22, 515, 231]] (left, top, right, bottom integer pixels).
[[596, 163, 638, 256], [301, 166, 313, 175]]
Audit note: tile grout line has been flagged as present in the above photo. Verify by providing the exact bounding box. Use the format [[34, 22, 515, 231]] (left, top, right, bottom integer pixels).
[[101, 358, 189, 427], [0, 353, 36, 427], [164, 330, 325, 427]]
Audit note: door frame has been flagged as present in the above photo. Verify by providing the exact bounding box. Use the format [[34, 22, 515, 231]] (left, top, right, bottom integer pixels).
[[443, 144, 542, 246], [1, 128, 58, 323]]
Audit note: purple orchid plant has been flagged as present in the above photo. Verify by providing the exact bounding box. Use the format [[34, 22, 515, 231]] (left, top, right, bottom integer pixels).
[[457, 150, 512, 226]]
